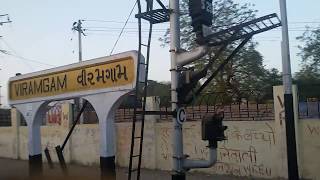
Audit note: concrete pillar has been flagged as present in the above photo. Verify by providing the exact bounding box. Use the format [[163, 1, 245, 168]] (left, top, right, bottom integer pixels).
[[84, 91, 128, 178], [14, 101, 47, 177], [145, 96, 160, 121], [11, 108, 21, 159], [273, 85, 299, 178], [141, 97, 160, 169]]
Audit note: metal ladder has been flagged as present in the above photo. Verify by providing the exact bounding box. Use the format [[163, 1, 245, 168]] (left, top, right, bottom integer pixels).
[[128, 0, 169, 180], [205, 13, 281, 46]]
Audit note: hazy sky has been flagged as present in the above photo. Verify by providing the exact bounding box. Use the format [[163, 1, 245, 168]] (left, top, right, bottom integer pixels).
[[0, 0, 320, 106]]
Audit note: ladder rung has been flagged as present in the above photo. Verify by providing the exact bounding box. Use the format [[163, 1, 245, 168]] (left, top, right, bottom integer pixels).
[[134, 136, 142, 139], [141, 43, 149, 47], [261, 21, 268, 27], [268, 19, 275, 25], [130, 168, 139, 172], [135, 9, 170, 24], [246, 25, 254, 31], [241, 28, 248, 34], [254, 23, 261, 30], [131, 155, 141, 158], [139, 62, 148, 66]]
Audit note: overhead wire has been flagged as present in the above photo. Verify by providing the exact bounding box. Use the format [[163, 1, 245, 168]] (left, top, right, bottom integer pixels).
[[109, 1, 138, 55], [82, 20, 318, 25], [0, 38, 55, 68], [83, 26, 167, 31], [82, 16, 318, 53], [82, 19, 142, 24]]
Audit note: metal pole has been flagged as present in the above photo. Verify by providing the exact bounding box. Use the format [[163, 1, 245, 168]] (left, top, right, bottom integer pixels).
[[0, 85, 2, 107], [77, 20, 84, 124], [279, 0, 300, 179], [78, 20, 83, 62], [169, 0, 185, 179]]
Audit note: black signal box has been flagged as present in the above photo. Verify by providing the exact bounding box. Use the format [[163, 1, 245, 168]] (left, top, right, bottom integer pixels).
[[201, 114, 227, 143], [189, 0, 213, 32]]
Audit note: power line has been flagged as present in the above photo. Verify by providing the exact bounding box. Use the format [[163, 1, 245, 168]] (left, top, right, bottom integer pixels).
[[84, 26, 319, 33], [83, 26, 167, 31], [84, 29, 166, 33], [7, 53, 55, 67], [289, 21, 320, 24], [82, 19, 317, 25], [82, 19, 161, 25], [109, 1, 137, 55], [82, 19, 141, 24], [0, 38, 55, 67]]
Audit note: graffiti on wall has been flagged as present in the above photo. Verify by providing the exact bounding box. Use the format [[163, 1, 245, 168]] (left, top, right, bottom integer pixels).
[[224, 123, 275, 147], [158, 122, 276, 178], [306, 124, 320, 136], [46, 104, 62, 125]]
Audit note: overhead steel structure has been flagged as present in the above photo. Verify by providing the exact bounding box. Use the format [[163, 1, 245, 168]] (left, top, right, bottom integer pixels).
[[128, 0, 170, 180], [129, 0, 281, 180]]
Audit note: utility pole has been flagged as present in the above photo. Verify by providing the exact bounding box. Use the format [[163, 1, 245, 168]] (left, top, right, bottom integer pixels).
[[0, 14, 12, 53], [0, 85, 2, 107], [170, 1, 222, 179], [169, 0, 184, 179], [72, 20, 85, 123], [0, 14, 11, 108], [72, 20, 85, 61], [279, 0, 300, 179]]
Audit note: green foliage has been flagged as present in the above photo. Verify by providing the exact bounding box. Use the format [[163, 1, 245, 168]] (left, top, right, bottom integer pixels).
[[294, 66, 320, 100], [147, 80, 171, 106], [295, 27, 320, 99], [159, 0, 257, 50], [297, 27, 320, 71], [146, 80, 170, 97], [160, 0, 279, 103]]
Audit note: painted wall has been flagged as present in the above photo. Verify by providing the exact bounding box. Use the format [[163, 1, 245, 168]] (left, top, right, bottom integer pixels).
[[5, 119, 320, 179], [1, 94, 320, 179], [0, 127, 16, 158], [143, 121, 278, 178], [299, 119, 320, 180]]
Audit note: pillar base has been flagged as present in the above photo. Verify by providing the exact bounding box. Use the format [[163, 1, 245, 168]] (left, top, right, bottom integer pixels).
[[29, 154, 43, 177], [172, 172, 186, 180], [100, 156, 116, 178]]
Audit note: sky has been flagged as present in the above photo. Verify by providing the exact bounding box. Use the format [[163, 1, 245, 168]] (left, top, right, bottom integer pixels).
[[0, 0, 320, 107]]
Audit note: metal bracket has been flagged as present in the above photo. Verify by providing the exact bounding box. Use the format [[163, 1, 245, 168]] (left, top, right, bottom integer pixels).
[[176, 45, 209, 67]]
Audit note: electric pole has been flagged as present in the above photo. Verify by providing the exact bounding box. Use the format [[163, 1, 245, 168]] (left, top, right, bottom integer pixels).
[[169, 0, 186, 179], [72, 20, 85, 61], [279, 0, 300, 179], [0, 14, 12, 53], [0, 14, 11, 108], [0, 85, 2, 107], [72, 20, 86, 123]]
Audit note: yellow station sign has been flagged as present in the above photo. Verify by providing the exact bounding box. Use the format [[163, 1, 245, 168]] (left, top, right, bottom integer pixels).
[[9, 57, 135, 101]]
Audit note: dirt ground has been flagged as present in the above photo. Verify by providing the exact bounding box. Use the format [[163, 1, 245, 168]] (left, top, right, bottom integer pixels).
[[0, 158, 267, 180]]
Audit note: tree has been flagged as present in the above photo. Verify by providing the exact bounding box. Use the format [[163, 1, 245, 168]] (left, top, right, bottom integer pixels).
[[147, 80, 171, 106], [261, 68, 282, 100], [146, 80, 170, 97], [295, 27, 320, 99], [297, 27, 320, 72], [294, 66, 320, 100], [160, 0, 273, 103], [160, 0, 257, 50]]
